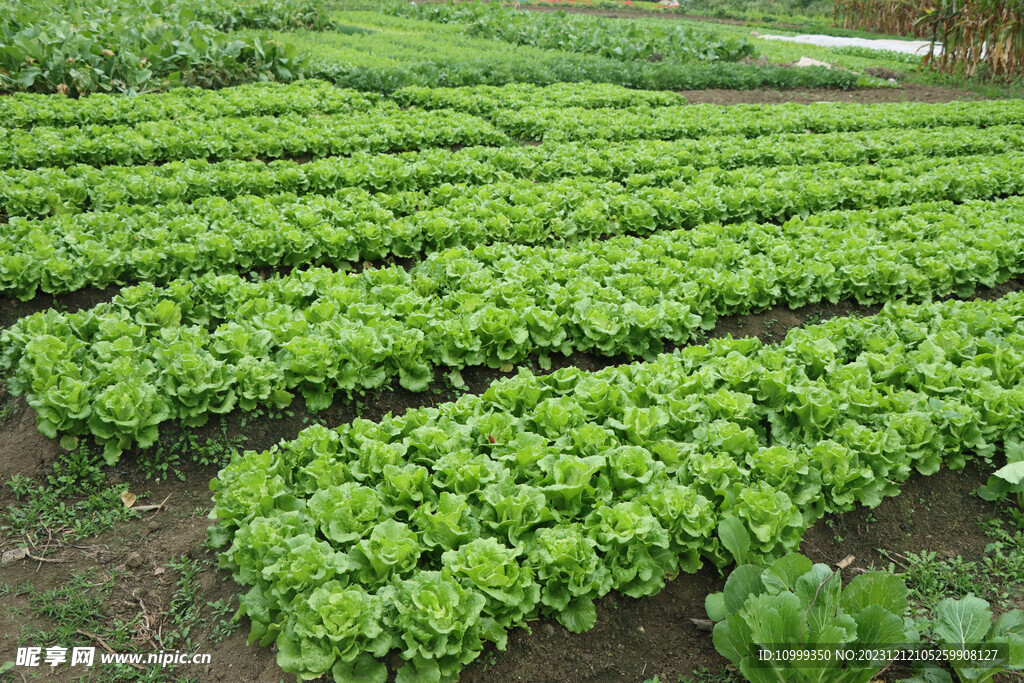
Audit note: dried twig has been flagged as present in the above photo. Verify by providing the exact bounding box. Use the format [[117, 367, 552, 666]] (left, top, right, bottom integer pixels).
[[134, 493, 172, 517], [26, 551, 68, 564]]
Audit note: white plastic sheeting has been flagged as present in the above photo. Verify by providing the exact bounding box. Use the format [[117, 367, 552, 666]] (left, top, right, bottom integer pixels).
[[757, 33, 941, 56]]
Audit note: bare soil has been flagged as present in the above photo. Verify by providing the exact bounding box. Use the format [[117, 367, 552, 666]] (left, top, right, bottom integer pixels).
[[677, 82, 986, 105]]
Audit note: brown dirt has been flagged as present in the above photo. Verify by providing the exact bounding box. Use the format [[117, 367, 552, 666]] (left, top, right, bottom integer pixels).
[[0, 393, 59, 484], [0, 286, 118, 330], [677, 82, 986, 105]]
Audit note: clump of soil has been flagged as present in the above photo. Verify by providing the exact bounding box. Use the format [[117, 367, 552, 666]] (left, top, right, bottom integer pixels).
[[865, 66, 903, 80]]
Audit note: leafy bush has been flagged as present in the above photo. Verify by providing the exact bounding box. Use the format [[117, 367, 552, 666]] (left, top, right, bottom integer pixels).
[[705, 553, 917, 682], [0, 0, 312, 95], [196, 0, 336, 32], [926, 595, 1024, 682]]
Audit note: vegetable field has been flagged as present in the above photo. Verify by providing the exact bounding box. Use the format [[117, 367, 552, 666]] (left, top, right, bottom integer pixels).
[[1, 6, 1024, 682]]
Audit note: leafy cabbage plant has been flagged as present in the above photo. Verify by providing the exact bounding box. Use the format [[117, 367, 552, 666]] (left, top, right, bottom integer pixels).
[[706, 553, 917, 683], [923, 594, 1024, 683]]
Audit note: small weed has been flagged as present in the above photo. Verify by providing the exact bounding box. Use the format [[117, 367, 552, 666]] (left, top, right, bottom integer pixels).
[[207, 597, 239, 645], [6, 473, 34, 498], [137, 419, 245, 482], [159, 556, 208, 651], [889, 550, 982, 611], [879, 515, 1024, 614], [5, 561, 229, 682], [17, 570, 140, 653], [47, 444, 105, 490], [2, 446, 138, 541], [684, 666, 743, 683], [479, 651, 498, 672], [979, 518, 1024, 588], [0, 399, 15, 424]]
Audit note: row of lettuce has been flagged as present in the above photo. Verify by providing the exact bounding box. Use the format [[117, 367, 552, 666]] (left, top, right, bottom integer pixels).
[[0, 109, 506, 170], [387, 0, 754, 64], [206, 293, 1024, 682], [6, 95, 1024, 170], [0, 80, 382, 129], [0, 82, 679, 130], [3, 150, 1024, 299], [3, 195, 1023, 461], [3, 123, 1023, 220]]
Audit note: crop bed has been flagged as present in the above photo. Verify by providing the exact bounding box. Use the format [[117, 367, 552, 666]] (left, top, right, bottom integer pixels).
[[212, 293, 1024, 681], [2, 80, 1023, 682]]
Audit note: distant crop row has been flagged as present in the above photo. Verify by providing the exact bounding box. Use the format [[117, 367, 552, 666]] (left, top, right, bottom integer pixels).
[[0, 80, 380, 129], [390, 82, 686, 115], [4, 123, 1021, 219], [496, 99, 1024, 141], [389, 0, 754, 63], [4, 195, 1023, 461], [0, 110, 506, 170], [5, 94, 1024, 171], [0, 81, 677, 130], [208, 292, 1024, 681], [286, 9, 876, 92], [305, 38, 872, 92]]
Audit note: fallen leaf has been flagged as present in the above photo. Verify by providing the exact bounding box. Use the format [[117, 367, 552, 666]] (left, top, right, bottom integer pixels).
[[120, 491, 137, 508]]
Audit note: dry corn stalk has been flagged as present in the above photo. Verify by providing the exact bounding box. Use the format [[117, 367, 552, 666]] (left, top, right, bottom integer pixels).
[[834, 0, 1024, 79]]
